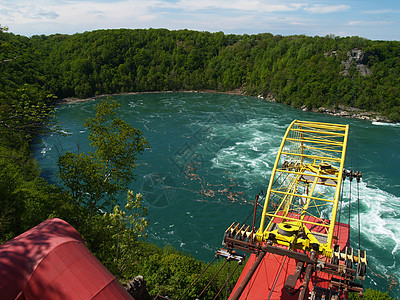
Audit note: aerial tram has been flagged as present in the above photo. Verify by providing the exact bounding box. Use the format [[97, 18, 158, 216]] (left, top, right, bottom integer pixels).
[[222, 120, 367, 299]]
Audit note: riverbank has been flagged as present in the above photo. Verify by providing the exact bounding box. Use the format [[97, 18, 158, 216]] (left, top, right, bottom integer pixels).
[[312, 106, 392, 123], [59, 90, 395, 123], [59, 89, 245, 104], [257, 93, 395, 123]]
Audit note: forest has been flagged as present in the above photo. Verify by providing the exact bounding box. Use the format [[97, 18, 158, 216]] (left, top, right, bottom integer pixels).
[[0, 26, 398, 298]]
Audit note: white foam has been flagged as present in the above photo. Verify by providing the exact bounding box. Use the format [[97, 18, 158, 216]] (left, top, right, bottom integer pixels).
[[212, 146, 273, 173], [360, 189, 400, 254], [40, 147, 51, 156], [335, 180, 400, 287], [210, 118, 282, 187], [372, 121, 400, 127]]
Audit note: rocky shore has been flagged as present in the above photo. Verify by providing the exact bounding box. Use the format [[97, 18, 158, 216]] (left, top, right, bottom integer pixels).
[[257, 94, 395, 123], [305, 106, 392, 123], [58, 91, 166, 105]]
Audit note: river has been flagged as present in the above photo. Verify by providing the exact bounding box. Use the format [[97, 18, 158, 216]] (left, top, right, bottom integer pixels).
[[34, 92, 400, 295]]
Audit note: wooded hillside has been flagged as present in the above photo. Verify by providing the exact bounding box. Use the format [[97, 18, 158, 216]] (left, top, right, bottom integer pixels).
[[1, 28, 400, 120]]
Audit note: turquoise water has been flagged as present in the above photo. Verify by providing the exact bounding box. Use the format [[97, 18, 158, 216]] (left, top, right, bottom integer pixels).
[[34, 93, 400, 295]]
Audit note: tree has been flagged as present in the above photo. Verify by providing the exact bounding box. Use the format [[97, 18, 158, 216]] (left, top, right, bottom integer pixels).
[[349, 288, 395, 300], [0, 25, 11, 63], [93, 191, 148, 279], [57, 97, 149, 219], [0, 88, 56, 140]]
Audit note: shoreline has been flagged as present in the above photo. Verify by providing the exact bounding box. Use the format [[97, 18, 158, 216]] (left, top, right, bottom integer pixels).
[[59, 90, 395, 124], [58, 89, 247, 105]]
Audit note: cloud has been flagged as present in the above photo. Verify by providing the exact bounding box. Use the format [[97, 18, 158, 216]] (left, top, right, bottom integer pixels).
[[348, 20, 395, 26], [362, 9, 400, 14], [87, 9, 105, 15], [3, 0, 307, 33], [168, 0, 305, 13], [24, 6, 59, 19], [0, 1, 59, 21], [304, 4, 350, 14], [0, 0, 160, 24]]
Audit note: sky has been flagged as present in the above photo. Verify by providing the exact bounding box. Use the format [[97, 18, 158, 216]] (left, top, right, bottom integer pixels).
[[1, 0, 400, 40]]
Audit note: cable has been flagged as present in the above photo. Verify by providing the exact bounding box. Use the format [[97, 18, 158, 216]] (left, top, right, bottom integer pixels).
[[178, 255, 218, 300], [197, 259, 229, 299], [213, 261, 242, 300], [357, 176, 361, 252], [225, 260, 230, 299], [337, 176, 345, 245], [348, 171, 353, 247], [267, 255, 288, 300], [355, 126, 362, 252]]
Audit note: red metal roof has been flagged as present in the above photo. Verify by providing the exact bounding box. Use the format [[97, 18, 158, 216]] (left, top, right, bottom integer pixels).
[[0, 218, 133, 300]]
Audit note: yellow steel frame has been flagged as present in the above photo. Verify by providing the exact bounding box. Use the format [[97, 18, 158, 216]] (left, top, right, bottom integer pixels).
[[256, 120, 349, 258]]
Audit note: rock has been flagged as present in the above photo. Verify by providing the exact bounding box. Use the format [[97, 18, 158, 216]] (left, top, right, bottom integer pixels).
[[324, 51, 337, 57], [263, 93, 276, 102], [339, 49, 372, 77], [340, 111, 351, 117], [375, 115, 392, 123], [318, 107, 327, 112], [125, 275, 151, 300], [356, 64, 372, 76]]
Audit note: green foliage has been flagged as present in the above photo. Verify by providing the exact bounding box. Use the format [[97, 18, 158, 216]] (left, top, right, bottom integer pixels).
[[80, 191, 149, 280], [0, 161, 25, 241], [2, 28, 400, 119], [139, 245, 245, 299], [0, 86, 56, 140], [58, 98, 149, 218], [57, 152, 104, 213], [84, 98, 149, 185], [0, 142, 75, 243], [349, 288, 396, 300], [56, 97, 153, 283]]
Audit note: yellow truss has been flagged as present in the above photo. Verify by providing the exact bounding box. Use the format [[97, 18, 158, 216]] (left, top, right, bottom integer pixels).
[[256, 120, 349, 257]]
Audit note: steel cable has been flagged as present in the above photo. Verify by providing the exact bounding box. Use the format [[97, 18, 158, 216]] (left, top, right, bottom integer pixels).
[[197, 259, 229, 299], [178, 255, 218, 300], [212, 261, 242, 300]]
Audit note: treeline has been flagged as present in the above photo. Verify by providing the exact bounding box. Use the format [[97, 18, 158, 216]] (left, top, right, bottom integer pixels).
[[1, 28, 400, 120]]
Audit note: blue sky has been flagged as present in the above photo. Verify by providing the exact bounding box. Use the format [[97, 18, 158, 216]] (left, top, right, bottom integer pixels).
[[1, 0, 399, 40]]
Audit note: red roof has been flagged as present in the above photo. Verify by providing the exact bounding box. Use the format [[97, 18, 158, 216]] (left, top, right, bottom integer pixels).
[[0, 218, 133, 300]]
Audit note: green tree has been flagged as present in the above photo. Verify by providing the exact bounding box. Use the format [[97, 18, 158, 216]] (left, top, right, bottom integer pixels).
[[0, 87, 56, 140], [0, 162, 24, 242], [349, 288, 396, 300], [92, 191, 148, 279], [0, 25, 8, 48], [57, 97, 149, 219], [140, 245, 244, 299]]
